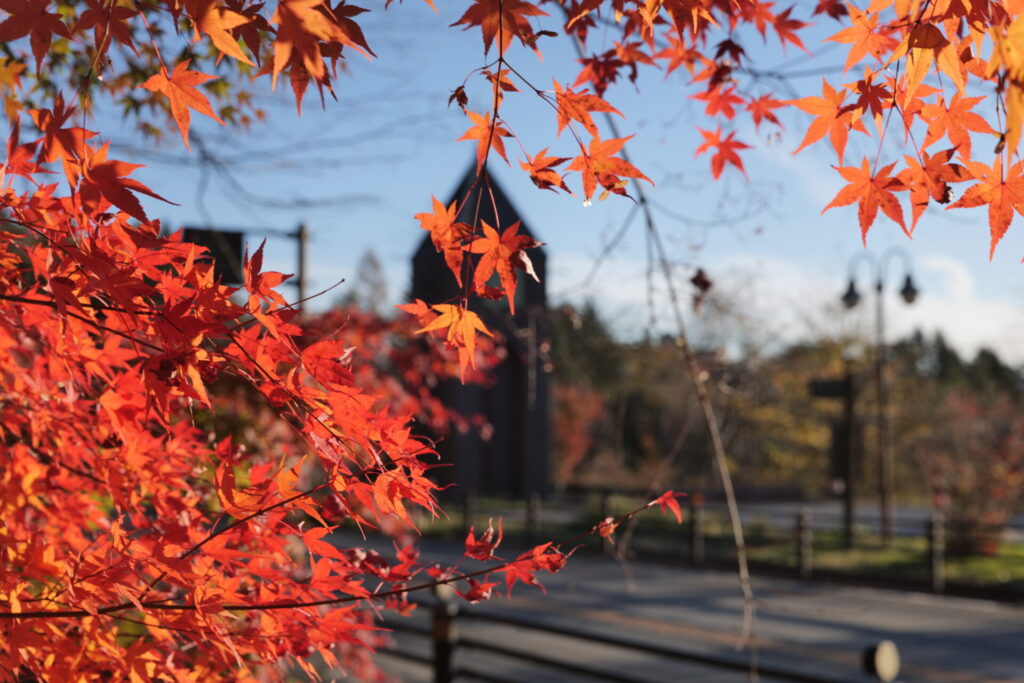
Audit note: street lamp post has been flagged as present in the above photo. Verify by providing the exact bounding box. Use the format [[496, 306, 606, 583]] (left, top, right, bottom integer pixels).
[[841, 248, 919, 543]]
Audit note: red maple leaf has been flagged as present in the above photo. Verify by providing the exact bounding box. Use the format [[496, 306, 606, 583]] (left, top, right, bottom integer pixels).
[[690, 86, 744, 119], [245, 239, 291, 311], [694, 127, 750, 180], [566, 135, 653, 201], [70, 142, 172, 221], [451, 0, 547, 54], [469, 220, 542, 314], [650, 490, 685, 524], [75, 0, 137, 56], [29, 96, 97, 166], [464, 518, 503, 561], [0, 0, 70, 71], [773, 6, 809, 52], [456, 577, 498, 603], [302, 338, 355, 389], [521, 148, 570, 192], [142, 61, 225, 150], [746, 94, 785, 130]]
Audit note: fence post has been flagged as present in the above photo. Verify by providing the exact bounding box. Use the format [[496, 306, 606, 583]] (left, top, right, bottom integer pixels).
[[433, 584, 459, 683], [526, 493, 540, 546], [929, 511, 945, 594], [599, 489, 613, 555], [797, 507, 813, 579], [461, 494, 477, 539], [689, 499, 705, 566]]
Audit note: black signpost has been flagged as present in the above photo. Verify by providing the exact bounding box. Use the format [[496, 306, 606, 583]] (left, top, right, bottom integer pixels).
[[810, 371, 859, 548], [181, 224, 308, 306]]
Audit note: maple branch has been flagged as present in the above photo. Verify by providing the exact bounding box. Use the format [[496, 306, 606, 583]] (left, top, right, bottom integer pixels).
[[24, 445, 104, 485], [1, 497, 671, 621], [0, 293, 158, 316], [0, 292, 165, 353], [135, 481, 334, 603]]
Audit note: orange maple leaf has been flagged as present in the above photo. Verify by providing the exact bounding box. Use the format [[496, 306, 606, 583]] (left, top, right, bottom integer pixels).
[[415, 196, 470, 250], [416, 303, 493, 377], [484, 68, 518, 108], [457, 110, 512, 173], [790, 79, 867, 163], [186, 0, 254, 65], [451, 0, 547, 54], [888, 23, 963, 103], [396, 298, 437, 326], [694, 127, 750, 180], [469, 220, 542, 314], [948, 157, 1024, 258], [823, 159, 906, 242], [269, 0, 374, 92], [521, 147, 570, 192], [414, 196, 472, 285], [827, 5, 898, 72], [141, 61, 225, 150], [553, 80, 622, 137], [919, 94, 995, 158], [566, 135, 652, 201], [898, 148, 966, 232]]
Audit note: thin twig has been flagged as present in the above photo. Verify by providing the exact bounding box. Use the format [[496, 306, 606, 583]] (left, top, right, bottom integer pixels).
[[563, 20, 760, 678]]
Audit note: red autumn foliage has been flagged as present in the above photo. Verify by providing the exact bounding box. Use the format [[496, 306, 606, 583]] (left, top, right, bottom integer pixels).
[[1, 0, 1021, 678]]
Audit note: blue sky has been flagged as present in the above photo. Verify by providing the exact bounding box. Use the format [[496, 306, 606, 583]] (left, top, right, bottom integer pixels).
[[104, 1, 1024, 363]]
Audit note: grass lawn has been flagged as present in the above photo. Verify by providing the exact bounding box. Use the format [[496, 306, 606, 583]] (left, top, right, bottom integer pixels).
[[415, 496, 1024, 593]]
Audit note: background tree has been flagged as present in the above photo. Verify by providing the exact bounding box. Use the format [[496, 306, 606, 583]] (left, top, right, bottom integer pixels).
[[3, 0, 1024, 679]]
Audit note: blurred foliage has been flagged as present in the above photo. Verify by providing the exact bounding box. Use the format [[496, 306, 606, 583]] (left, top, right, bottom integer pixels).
[[547, 305, 1024, 541]]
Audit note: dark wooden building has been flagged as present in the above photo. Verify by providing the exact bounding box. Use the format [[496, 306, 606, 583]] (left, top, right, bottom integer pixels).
[[411, 167, 550, 498]]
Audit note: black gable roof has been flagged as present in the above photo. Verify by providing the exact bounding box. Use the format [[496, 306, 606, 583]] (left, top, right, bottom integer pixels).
[[408, 164, 550, 498], [412, 166, 546, 311]]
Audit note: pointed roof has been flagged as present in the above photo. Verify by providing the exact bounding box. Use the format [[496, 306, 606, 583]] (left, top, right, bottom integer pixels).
[[411, 165, 546, 310]]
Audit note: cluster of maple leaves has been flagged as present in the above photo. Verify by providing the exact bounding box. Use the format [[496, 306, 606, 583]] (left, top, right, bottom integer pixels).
[[422, 0, 1024, 361], [1, 0, 1023, 678]]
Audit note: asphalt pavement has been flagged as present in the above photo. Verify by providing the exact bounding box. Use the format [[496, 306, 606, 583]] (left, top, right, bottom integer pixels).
[[363, 536, 1024, 683]]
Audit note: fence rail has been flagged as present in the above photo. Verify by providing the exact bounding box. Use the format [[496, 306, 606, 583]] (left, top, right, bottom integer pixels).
[[380, 588, 881, 683], [446, 491, 1024, 601]]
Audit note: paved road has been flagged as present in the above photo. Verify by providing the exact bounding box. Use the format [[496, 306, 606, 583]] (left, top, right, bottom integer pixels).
[[366, 537, 1024, 682]]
